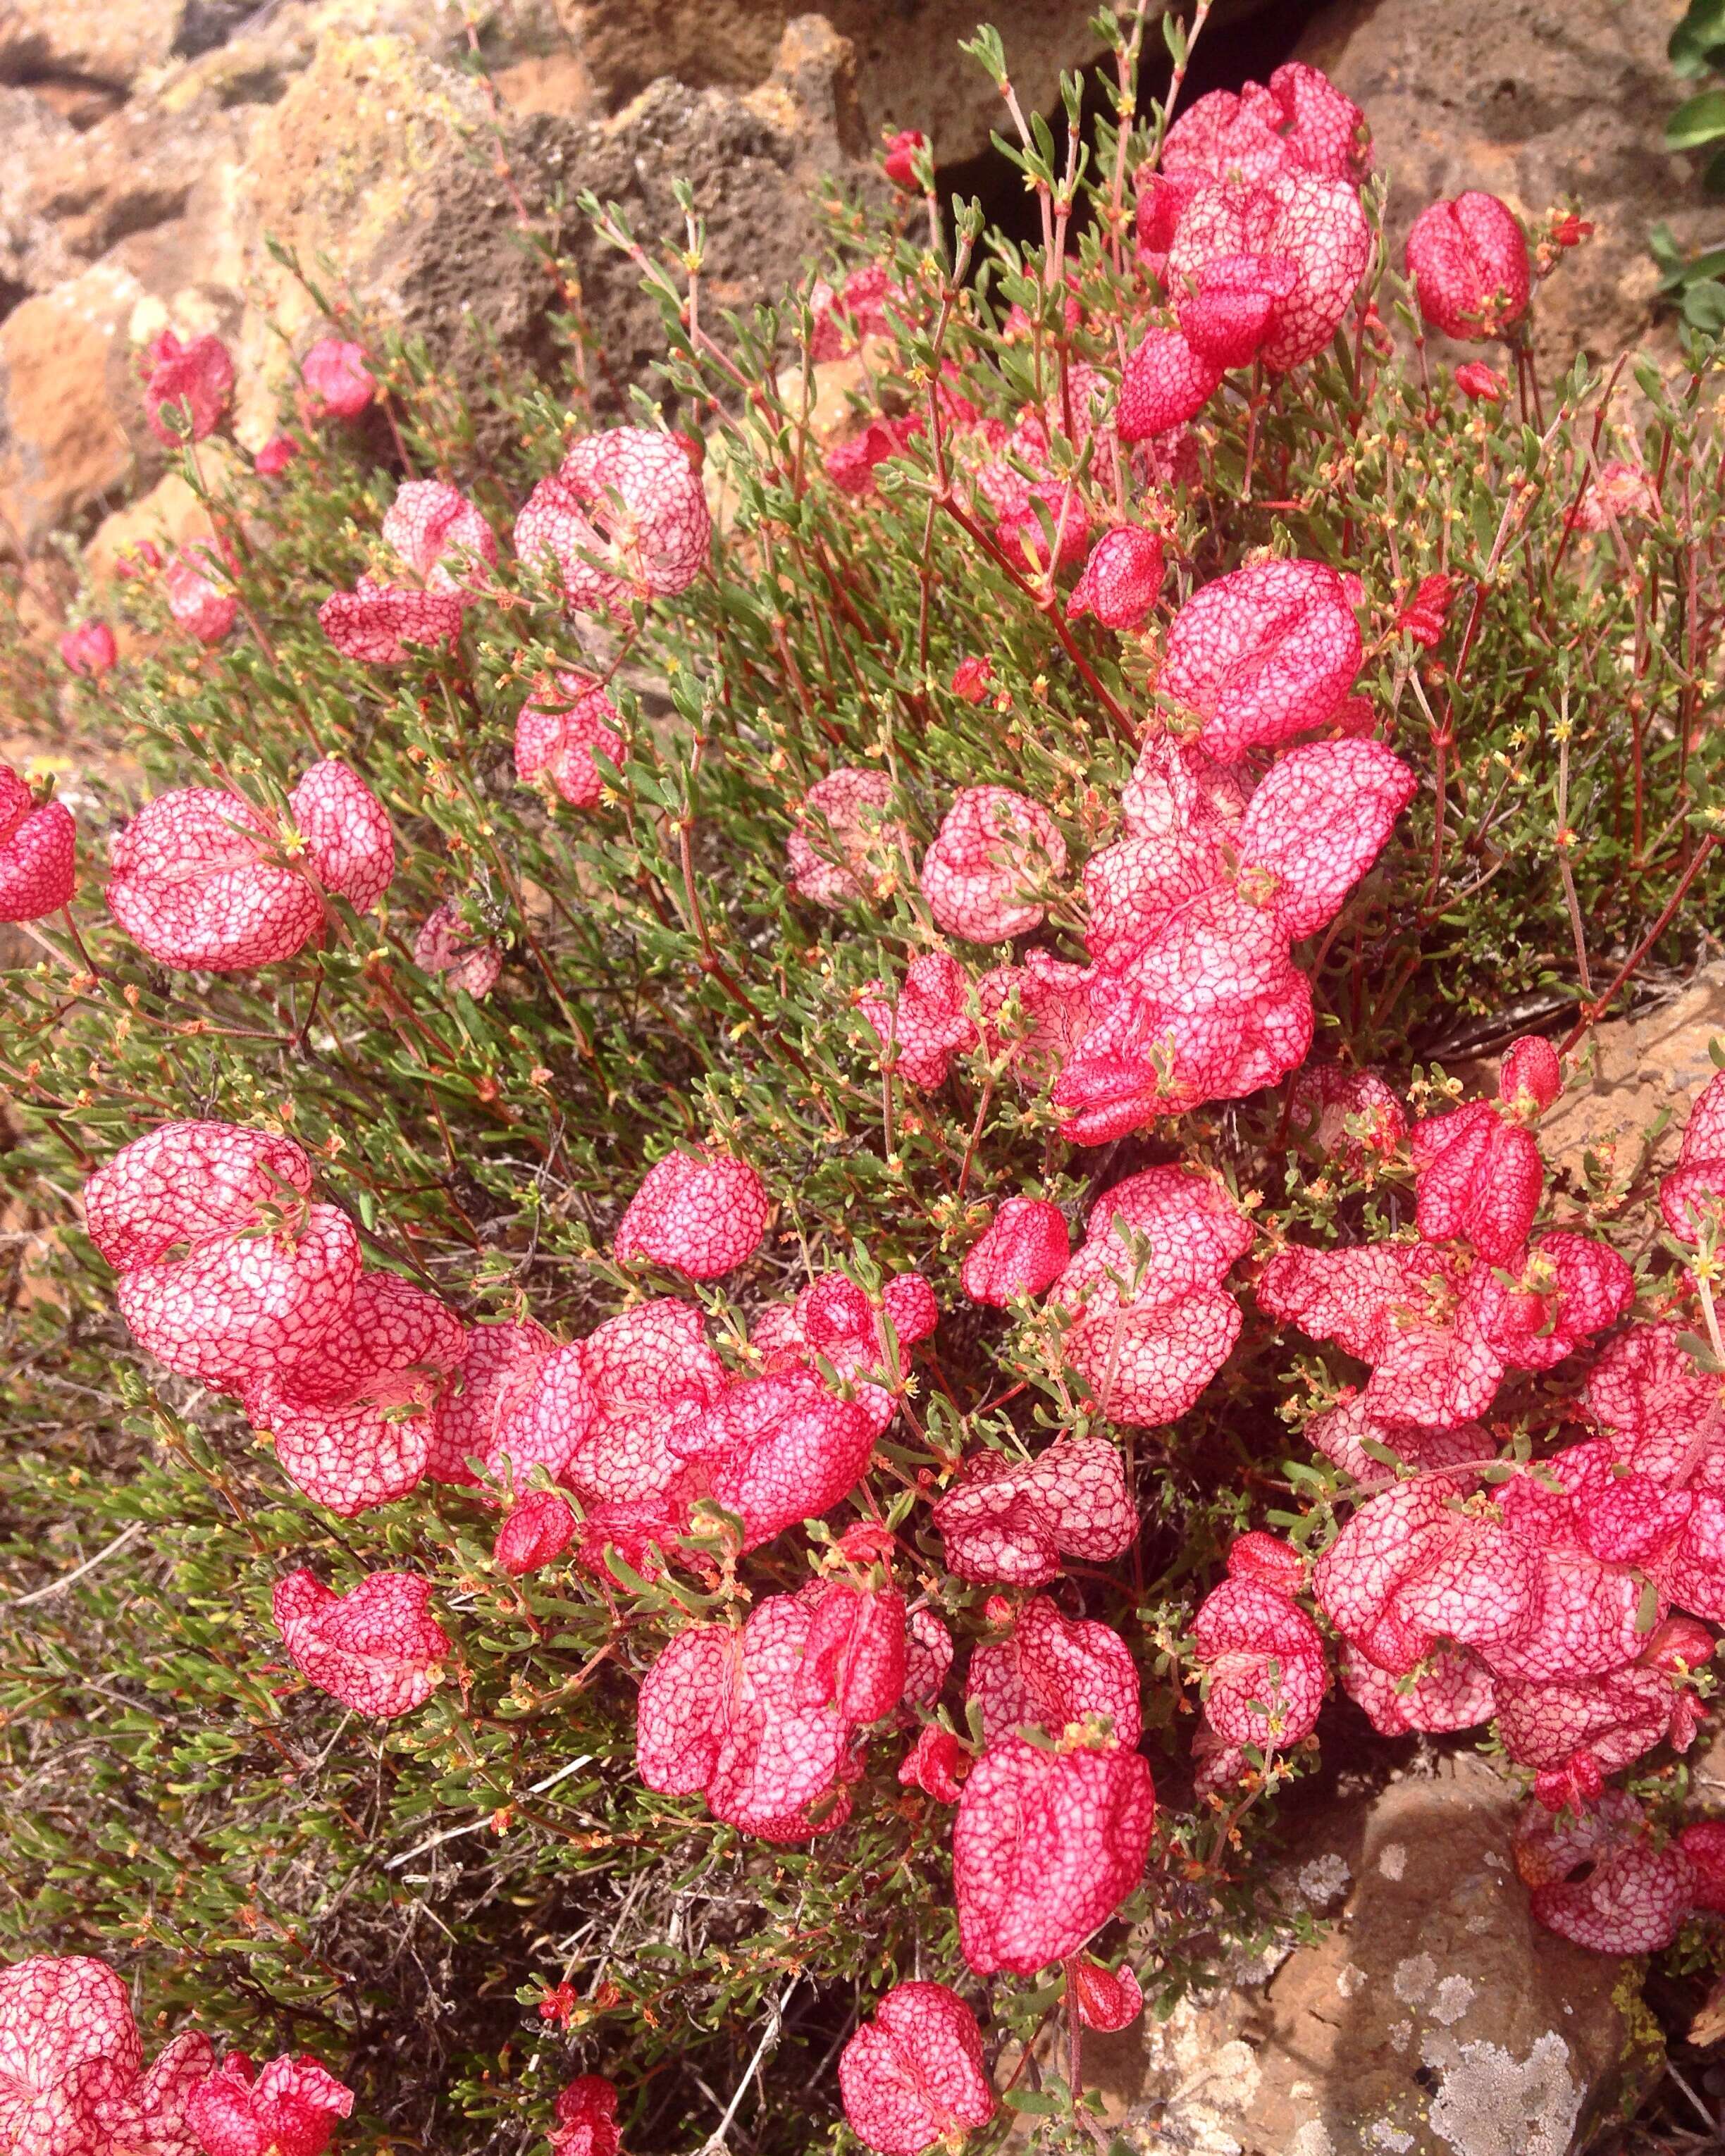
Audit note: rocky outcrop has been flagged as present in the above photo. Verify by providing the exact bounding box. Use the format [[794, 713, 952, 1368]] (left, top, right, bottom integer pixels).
[[1295, 0, 1702, 370], [1056, 1753, 1659, 2155]]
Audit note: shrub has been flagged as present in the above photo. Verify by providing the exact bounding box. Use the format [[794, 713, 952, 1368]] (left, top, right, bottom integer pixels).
[[4, 12, 1725, 2155]]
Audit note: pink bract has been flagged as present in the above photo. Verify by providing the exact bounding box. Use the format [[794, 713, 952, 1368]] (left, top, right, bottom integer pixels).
[[965, 1594, 1141, 1745], [495, 1489, 579, 1576], [1072, 1957, 1144, 2032], [298, 336, 376, 423], [953, 1733, 1154, 1974], [164, 545, 237, 645], [1166, 171, 1371, 373], [245, 1275, 468, 1515], [187, 2050, 354, 2156], [273, 1569, 450, 1719], [1659, 1067, 1725, 1242], [1048, 1166, 1251, 1425], [1067, 526, 1166, 630], [899, 1723, 967, 1803], [414, 900, 503, 999], [1405, 192, 1531, 341], [428, 1316, 555, 1484], [614, 1150, 769, 1279], [0, 766, 75, 923], [85, 1120, 316, 1271], [933, 1437, 1134, 1585], [1163, 64, 1371, 188], [254, 434, 298, 476], [1514, 1792, 1696, 1954], [788, 767, 905, 908], [142, 329, 233, 445], [1161, 559, 1363, 760], [107, 759, 390, 969], [673, 1365, 877, 1549], [59, 621, 116, 679], [552, 2076, 619, 2156], [961, 1196, 1070, 1306], [381, 479, 497, 593], [920, 786, 1067, 944], [515, 427, 710, 616], [318, 576, 466, 662], [0, 1954, 214, 2156], [752, 1270, 936, 1437], [838, 1983, 996, 2156], [515, 672, 625, 811], [118, 1200, 361, 1389], [1410, 1098, 1544, 1266], [858, 952, 978, 1090]]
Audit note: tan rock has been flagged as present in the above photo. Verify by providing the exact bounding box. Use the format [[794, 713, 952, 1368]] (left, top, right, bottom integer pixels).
[[0, 262, 147, 550], [85, 453, 239, 585], [492, 51, 597, 118], [1537, 963, 1725, 1195], [1067, 1753, 1658, 2155], [1296, 0, 1703, 374], [0, 0, 180, 91]]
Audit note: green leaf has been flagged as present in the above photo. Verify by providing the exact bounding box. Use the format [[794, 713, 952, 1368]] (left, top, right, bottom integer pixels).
[[1003, 2089, 1061, 2115], [1665, 89, 1725, 148], [1683, 278, 1725, 330]]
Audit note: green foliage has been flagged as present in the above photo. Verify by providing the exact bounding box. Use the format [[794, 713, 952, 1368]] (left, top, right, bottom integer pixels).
[[1, 30, 1724, 2156]]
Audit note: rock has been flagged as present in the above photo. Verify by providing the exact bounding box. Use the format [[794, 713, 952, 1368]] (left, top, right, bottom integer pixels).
[[0, 261, 149, 549], [0, 0, 183, 92], [1068, 1753, 1658, 2155], [1536, 963, 1725, 1192], [1295, 0, 1705, 371], [0, 87, 76, 310]]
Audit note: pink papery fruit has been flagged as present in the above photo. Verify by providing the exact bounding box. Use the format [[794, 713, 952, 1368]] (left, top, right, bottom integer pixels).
[[0, 764, 75, 922], [84, 1120, 314, 1271], [244, 1274, 468, 1514], [1166, 172, 1372, 373], [1514, 1791, 1696, 1954], [1287, 1065, 1408, 1175], [1192, 1534, 1330, 1772], [614, 1151, 769, 1279], [961, 1196, 1070, 1307], [837, 1982, 996, 2156], [381, 479, 497, 593], [809, 264, 903, 360], [272, 1569, 450, 1718], [1067, 526, 1166, 631], [428, 1317, 556, 1484], [1659, 1067, 1725, 1243], [787, 767, 905, 908], [1405, 192, 1531, 341], [60, 621, 117, 678], [899, 1723, 968, 1803], [1409, 1099, 1545, 1267], [977, 948, 1096, 1088], [549, 1297, 727, 1503], [515, 671, 625, 811], [1047, 1166, 1251, 1425], [187, 2050, 354, 2156], [858, 952, 979, 1089], [953, 1733, 1155, 1974], [255, 434, 297, 476], [751, 1270, 937, 1437], [495, 1489, 580, 1576], [1159, 559, 1362, 760], [142, 329, 233, 445], [636, 1584, 901, 1840], [671, 1365, 877, 1549], [965, 1594, 1141, 1745], [932, 1437, 1134, 1585], [1071, 1958, 1144, 2032], [107, 758, 391, 969], [551, 2076, 619, 2156], [318, 575, 466, 662], [1339, 1637, 1497, 1737], [1584, 1323, 1725, 1494], [298, 336, 376, 423], [826, 414, 922, 497], [920, 786, 1067, 944], [514, 426, 710, 616], [414, 900, 503, 999], [0, 1954, 214, 2156], [1162, 64, 1371, 188], [164, 544, 237, 645]]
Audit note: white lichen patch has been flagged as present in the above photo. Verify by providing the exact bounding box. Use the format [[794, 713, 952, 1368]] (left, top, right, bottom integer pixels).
[[1392, 1952, 1436, 2004], [1290, 2123, 1336, 2156], [1376, 1840, 1408, 1881], [1426, 2033, 1581, 2156], [1336, 1962, 1368, 1999], [1369, 2124, 1414, 2153], [1430, 1975, 1476, 2026], [1297, 1852, 1352, 1907], [1389, 2019, 1414, 2054]]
